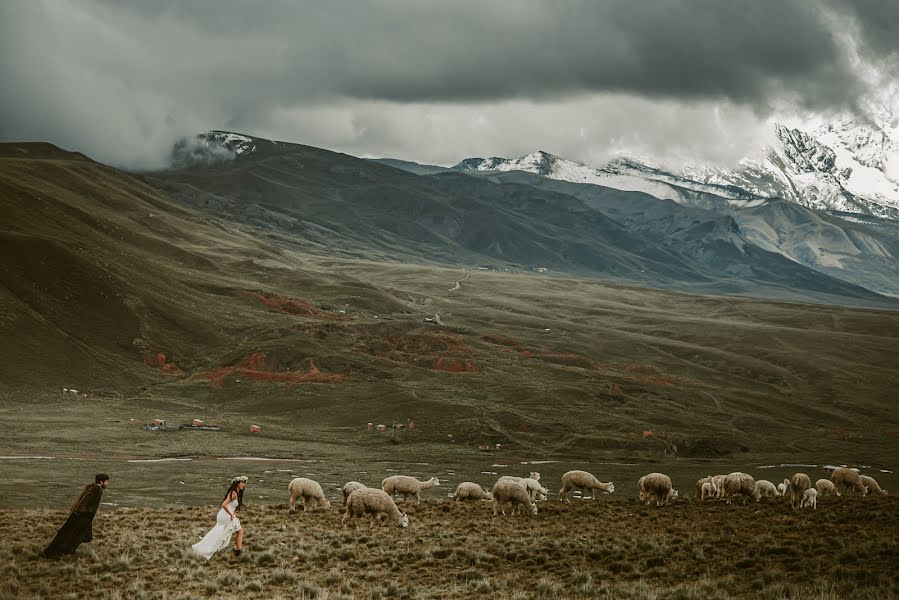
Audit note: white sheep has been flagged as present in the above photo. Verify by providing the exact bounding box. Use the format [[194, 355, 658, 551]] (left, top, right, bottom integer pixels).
[[815, 479, 839, 497], [559, 470, 614, 502], [453, 482, 492, 503], [287, 477, 331, 512], [831, 467, 866, 495], [788, 473, 812, 509], [700, 480, 718, 500], [754, 479, 778, 499], [381, 475, 440, 504], [776, 479, 789, 496], [491, 479, 538, 516], [712, 474, 728, 498], [694, 476, 716, 499], [800, 488, 817, 510], [342, 481, 368, 505], [638, 473, 678, 506], [498, 475, 549, 502], [342, 488, 409, 528], [859, 475, 887, 496], [722, 472, 760, 505]]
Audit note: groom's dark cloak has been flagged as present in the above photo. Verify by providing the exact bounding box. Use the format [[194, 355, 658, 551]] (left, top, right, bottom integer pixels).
[[43, 484, 104, 558]]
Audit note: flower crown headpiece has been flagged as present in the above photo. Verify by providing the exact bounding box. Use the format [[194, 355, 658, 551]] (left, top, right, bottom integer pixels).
[[231, 475, 248, 484]]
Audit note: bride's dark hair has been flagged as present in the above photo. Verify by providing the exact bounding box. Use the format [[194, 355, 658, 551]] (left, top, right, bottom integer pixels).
[[222, 481, 244, 511]]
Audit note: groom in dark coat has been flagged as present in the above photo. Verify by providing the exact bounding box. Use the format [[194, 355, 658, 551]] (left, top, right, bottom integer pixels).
[[43, 474, 109, 558]]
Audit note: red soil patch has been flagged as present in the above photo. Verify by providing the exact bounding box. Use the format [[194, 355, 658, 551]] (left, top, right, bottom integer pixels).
[[431, 357, 479, 373], [194, 352, 347, 385], [242, 291, 350, 320], [143, 351, 184, 378]]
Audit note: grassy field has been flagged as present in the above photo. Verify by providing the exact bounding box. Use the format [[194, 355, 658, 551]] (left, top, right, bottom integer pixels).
[[3, 496, 896, 600]]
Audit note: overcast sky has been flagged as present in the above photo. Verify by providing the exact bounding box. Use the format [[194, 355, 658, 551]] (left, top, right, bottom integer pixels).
[[1, 0, 897, 169]]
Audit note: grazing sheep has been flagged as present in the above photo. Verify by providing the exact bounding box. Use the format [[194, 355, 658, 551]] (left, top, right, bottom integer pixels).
[[287, 477, 331, 512], [558, 470, 615, 502], [722, 472, 761, 505], [498, 475, 548, 502], [342, 488, 409, 528], [754, 479, 778, 499], [453, 482, 492, 503], [342, 481, 368, 505], [800, 488, 818, 510], [815, 479, 839, 497], [776, 479, 789, 496], [831, 467, 866, 495], [491, 479, 538, 516], [788, 473, 812, 509], [637, 473, 678, 506], [381, 476, 440, 504], [859, 475, 887, 496], [700, 481, 718, 500]]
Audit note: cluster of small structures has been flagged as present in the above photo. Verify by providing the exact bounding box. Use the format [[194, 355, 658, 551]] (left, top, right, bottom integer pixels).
[[130, 418, 263, 432], [367, 419, 415, 433], [282, 465, 887, 530]]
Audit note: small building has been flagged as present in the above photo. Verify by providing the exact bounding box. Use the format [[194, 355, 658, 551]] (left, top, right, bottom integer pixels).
[[376, 424, 387, 432], [250, 424, 262, 433], [192, 418, 204, 426], [367, 422, 374, 430]]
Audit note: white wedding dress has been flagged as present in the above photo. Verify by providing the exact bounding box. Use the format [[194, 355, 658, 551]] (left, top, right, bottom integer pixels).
[[191, 497, 241, 559]]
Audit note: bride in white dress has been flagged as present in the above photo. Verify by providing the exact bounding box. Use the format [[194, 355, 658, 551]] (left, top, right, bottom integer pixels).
[[192, 476, 247, 559]]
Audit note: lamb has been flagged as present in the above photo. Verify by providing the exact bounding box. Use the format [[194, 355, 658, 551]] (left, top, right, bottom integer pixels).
[[800, 488, 817, 510], [637, 473, 678, 506], [342, 488, 409, 528], [342, 481, 368, 505], [491, 479, 538, 516], [499, 475, 549, 502], [776, 479, 789, 496], [859, 475, 888, 496], [694, 476, 716, 499], [830, 467, 866, 495], [787, 473, 812, 509], [754, 479, 778, 499], [700, 480, 718, 500], [721, 472, 760, 505], [815, 479, 839, 497], [381, 475, 440, 504], [453, 482, 492, 503], [712, 475, 728, 498], [287, 477, 332, 512], [559, 470, 615, 502]]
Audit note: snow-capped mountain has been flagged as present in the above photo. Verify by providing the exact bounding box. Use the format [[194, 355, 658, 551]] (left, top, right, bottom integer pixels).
[[453, 118, 899, 220]]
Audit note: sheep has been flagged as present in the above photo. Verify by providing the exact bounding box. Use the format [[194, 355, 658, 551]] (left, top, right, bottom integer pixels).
[[700, 480, 718, 500], [787, 473, 812, 509], [800, 488, 817, 510], [491, 479, 538, 516], [815, 479, 840, 497], [831, 467, 866, 495], [637, 473, 678, 506], [287, 477, 331, 512], [694, 476, 716, 499], [754, 479, 778, 499], [342, 488, 409, 528], [453, 482, 492, 503], [559, 470, 615, 503], [381, 475, 440, 504], [721, 472, 760, 505], [776, 479, 789, 496], [712, 475, 728, 498], [859, 475, 888, 496], [342, 481, 368, 505], [499, 475, 549, 502]]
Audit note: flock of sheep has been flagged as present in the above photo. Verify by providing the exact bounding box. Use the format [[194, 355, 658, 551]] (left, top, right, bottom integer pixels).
[[285, 466, 887, 529]]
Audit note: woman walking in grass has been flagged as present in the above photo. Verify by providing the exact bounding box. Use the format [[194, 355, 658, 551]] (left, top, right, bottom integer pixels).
[[192, 476, 247, 559]]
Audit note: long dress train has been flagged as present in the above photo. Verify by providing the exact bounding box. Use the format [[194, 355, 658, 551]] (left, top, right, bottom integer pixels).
[[191, 497, 241, 559]]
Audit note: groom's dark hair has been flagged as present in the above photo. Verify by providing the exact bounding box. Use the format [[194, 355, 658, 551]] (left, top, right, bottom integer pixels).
[[95, 474, 109, 484]]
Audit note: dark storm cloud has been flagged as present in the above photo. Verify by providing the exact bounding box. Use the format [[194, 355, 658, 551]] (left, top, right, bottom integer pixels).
[[0, 0, 894, 167]]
